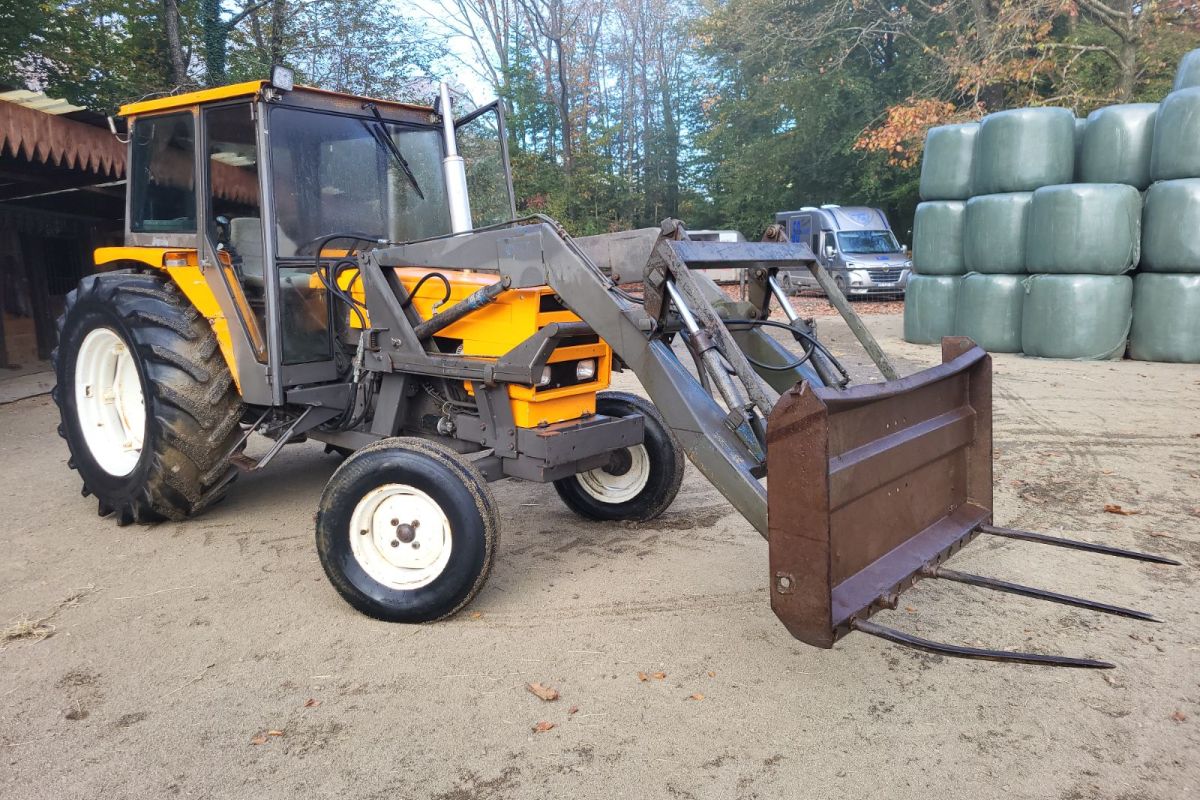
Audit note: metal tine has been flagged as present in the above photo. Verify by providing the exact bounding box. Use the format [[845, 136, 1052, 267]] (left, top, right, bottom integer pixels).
[[851, 619, 1115, 669], [979, 524, 1182, 566], [923, 566, 1162, 623]]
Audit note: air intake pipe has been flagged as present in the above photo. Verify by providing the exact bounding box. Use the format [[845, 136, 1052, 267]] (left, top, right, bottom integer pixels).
[[440, 82, 473, 233]]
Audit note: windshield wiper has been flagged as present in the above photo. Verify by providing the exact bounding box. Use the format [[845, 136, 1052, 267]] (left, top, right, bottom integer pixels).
[[361, 102, 425, 200]]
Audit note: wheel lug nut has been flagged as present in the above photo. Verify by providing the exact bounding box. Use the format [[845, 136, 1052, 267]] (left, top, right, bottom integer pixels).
[[390, 518, 399, 526], [412, 542, 420, 549], [411, 520, 420, 528], [390, 540, 400, 548]]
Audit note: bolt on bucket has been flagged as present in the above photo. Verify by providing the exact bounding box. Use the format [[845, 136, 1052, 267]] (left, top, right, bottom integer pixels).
[[765, 337, 1176, 667]]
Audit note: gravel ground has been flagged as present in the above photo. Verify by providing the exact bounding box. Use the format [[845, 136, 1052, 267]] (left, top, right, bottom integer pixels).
[[1, 313, 1198, 800]]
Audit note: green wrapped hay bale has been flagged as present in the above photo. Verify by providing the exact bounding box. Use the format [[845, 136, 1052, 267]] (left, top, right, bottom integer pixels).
[[919, 123, 978, 200], [974, 108, 1076, 194], [1079, 103, 1157, 188], [1021, 274, 1132, 360], [964, 192, 1031, 273], [1175, 48, 1200, 91], [912, 201, 965, 275], [955, 273, 1025, 353], [1142, 179, 1200, 272], [904, 276, 960, 345], [1150, 88, 1200, 181], [1130, 274, 1200, 363], [1026, 184, 1141, 274]]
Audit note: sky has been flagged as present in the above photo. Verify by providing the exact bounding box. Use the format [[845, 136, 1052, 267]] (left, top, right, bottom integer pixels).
[[404, 0, 497, 106]]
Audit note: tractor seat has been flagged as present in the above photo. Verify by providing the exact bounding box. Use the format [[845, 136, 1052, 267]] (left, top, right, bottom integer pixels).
[[229, 217, 265, 288]]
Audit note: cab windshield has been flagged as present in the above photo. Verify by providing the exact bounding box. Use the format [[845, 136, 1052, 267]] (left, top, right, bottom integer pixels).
[[268, 107, 451, 256], [837, 230, 900, 255]]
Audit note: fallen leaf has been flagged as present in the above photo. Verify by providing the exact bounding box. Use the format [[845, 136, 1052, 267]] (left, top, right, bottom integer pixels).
[[707, 671, 716, 678], [1147, 531, 1172, 538], [637, 672, 648, 682], [568, 705, 579, 715], [1101, 469, 1114, 475], [1104, 503, 1138, 516], [303, 698, 320, 708], [526, 682, 559, 702], [267, 730, 284, 737], [904, 606, 917, 613], [470, 611, 483, 619], [532, 720, 556, 733], [1170, 710, 1187, 722], [1022, 492, 1045, 504], [652, 672, 666, 680], [250, 734, 268, 745], [688, 693, 705, 701], [1188, 508, 1200, 518]]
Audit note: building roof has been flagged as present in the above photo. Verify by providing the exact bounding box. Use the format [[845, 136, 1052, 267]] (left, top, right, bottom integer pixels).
[[0, 98, 124, 181]]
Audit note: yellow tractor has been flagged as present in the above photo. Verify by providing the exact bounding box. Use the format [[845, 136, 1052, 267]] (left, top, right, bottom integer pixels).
[[53, 71, 1175, 667]]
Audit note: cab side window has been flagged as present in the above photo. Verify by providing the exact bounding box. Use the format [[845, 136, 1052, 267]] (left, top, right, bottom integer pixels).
[[205, 104, 263, 286], [129, 112, 196, 233]]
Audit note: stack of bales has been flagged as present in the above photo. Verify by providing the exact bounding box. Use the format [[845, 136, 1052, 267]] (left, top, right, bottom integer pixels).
[[1131, 54, 1200, 363], [905, 47, 1200, 362], [1019, 103, 1148, 360]]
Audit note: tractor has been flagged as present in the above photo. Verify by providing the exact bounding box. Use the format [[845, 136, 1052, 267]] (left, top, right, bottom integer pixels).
[[53, 71, 1175, 667]]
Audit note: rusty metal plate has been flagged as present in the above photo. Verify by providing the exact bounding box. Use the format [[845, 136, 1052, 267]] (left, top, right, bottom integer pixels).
[[766, 338, 993, 648]]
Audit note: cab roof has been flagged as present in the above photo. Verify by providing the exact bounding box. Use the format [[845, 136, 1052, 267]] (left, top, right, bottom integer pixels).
[[118, 80, 435, 118]]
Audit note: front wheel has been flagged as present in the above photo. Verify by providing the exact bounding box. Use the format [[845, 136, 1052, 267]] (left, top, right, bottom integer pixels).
[[315, 438, 499, 622], [553, 392, 684, 522]]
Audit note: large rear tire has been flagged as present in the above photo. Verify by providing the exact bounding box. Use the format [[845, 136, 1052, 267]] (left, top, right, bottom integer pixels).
[[553, 391, 684, 522], [315, 438, 500, 622], [52, 272, 244, 524]]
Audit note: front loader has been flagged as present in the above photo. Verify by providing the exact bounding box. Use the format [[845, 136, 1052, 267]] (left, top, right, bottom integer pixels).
[[53, 73, 1176, 668]]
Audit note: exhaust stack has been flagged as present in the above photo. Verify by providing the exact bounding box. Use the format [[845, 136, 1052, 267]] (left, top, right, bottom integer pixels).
[[439, 82, 473, 233]]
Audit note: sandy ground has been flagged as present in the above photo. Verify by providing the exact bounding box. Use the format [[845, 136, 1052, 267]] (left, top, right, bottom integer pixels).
[[2, 314, 1198, 800]]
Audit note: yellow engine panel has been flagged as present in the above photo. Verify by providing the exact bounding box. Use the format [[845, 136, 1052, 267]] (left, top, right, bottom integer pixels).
[[342, 268, 611, 428]]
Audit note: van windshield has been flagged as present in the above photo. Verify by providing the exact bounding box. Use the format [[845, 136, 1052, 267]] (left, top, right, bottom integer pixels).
[[837, 230, 900, 254]]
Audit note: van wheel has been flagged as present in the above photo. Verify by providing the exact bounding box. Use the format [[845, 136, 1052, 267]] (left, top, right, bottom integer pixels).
[[52, 273, 243, 525], [833, 274, 849, 298], [553, 392, 684, 523], [316, 438, 499, 622]]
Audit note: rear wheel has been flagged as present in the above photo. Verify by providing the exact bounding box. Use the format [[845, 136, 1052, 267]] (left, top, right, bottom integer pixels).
[[52, 272, 244, 524], [315, 438, 499, 622], [553, 391, 684, 522]]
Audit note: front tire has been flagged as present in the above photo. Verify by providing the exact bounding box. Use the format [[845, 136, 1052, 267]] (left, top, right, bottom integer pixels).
[[553, 391, 684, 522], [315, 438, 500, 622], [52, 272, 243, 525]]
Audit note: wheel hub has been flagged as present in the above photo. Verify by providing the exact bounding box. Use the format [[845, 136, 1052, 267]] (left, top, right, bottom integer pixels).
[[577, 444, 651, 504], [350, 484, 452, 589], [74, 326, 145, 476]]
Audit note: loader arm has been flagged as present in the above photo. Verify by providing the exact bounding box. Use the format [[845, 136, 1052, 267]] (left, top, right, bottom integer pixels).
[[363, 217, 1177, 667], [366, 221, 773, 533]]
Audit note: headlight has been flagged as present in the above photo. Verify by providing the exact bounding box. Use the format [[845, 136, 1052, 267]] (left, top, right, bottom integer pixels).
[[575, 359, 597, 381], [537, 366, 553, 387], [850, 269, 869, 285]]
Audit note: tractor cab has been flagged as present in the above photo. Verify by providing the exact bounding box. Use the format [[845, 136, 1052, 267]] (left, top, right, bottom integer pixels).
[[99, 73, 515, 405]]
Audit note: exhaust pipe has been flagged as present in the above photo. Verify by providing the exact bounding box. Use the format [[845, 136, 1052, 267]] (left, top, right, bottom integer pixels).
[[439, 82, 473, 233]]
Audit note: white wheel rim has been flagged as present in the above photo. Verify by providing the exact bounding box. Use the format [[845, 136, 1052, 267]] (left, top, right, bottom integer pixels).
[[577, 444, 651, 504], [74, 327, 146, 477], [349, 484, 453, 590]]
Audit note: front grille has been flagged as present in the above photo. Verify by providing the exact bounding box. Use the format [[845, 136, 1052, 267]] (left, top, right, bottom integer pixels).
[[865, 268, 902, 283]]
